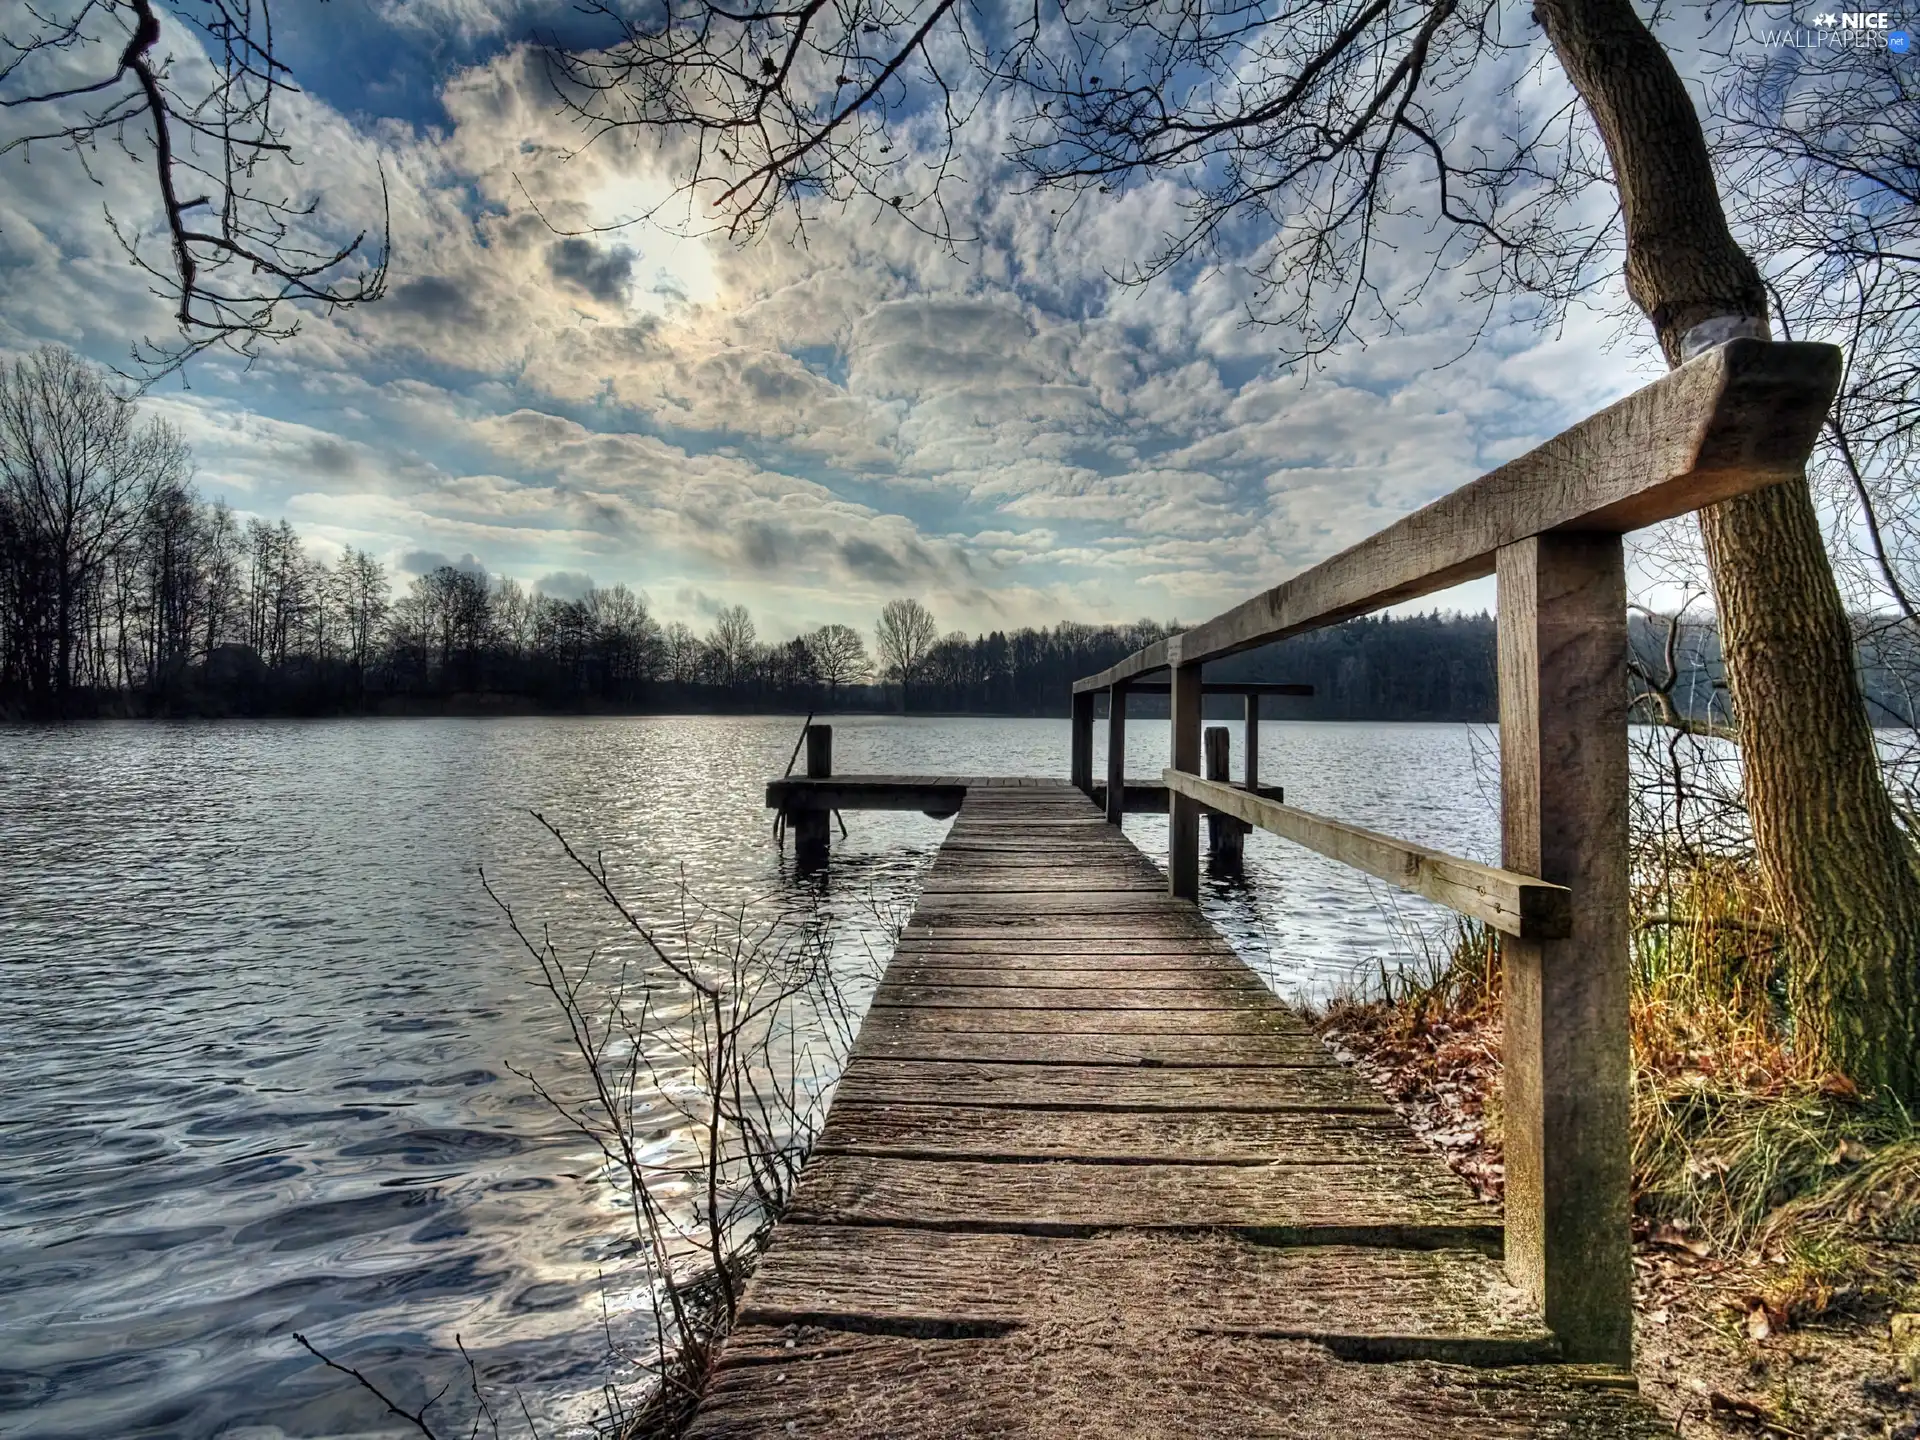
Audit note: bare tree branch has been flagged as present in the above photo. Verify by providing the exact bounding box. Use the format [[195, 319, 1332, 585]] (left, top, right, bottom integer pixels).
[[1, 0, 389, 382]]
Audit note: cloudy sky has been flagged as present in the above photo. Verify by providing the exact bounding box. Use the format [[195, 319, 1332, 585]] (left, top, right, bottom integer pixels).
[[0, 0, 1677, 641]]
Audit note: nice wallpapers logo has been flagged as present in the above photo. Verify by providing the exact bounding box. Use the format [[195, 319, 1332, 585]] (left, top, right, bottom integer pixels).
[[1755, 10, 1913, 48]]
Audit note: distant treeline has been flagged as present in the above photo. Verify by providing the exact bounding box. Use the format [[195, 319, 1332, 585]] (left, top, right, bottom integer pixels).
[[17, 347, 1908, 725], [0, 393, 1505, 721]]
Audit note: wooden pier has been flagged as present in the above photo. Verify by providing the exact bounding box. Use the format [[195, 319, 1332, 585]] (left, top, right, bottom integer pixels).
[[690, 339, 1845, 1436], [695, 781, 1665, 1436]]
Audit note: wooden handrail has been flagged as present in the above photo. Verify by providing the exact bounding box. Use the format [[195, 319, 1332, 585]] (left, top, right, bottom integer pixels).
[[1164, 770, 1571, 940], [1063, 338, 1844, 1371], [1111, 681, 1313, 696], [1074, 339, 1840, 692]]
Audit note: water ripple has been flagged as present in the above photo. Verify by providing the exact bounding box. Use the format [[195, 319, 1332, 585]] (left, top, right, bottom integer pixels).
[[0, 714, 1490, 1438]]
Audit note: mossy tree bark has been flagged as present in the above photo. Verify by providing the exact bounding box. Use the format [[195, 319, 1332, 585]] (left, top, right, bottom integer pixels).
[[1536, 0, 1920, 1097]]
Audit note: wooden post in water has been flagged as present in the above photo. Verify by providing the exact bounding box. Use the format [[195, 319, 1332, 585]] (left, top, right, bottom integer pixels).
[[1105, 681, 1129, 825], [1497, 533, 1632, 1367], [1204, 726, 1247, 871], [1169, 662, 1202, 900], [794, 724, 833, 868], [1243, 693, 1260, 793], [1071, 690, 1095, 798]]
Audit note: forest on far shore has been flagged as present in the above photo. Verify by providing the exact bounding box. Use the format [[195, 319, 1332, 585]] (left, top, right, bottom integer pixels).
[[1, 346, 1517, 723], [8, 347, 1913, 727], [0, 436, 1507, 722]]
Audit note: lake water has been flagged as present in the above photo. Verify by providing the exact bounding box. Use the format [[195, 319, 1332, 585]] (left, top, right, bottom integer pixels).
[[0, 715, 1496, 1439]]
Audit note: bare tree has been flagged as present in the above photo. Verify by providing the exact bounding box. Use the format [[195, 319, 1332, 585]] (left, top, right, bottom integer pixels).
[[334, 547, 389, 683], [707, 603, 758, 686], [874, 596, 936, 711], [0, 0, 389, 379], [0, 347, 185, 704], [806, 622, 871, 701], [588, 583, 665, 689], [544, 0, 1920, 1096], [663, 619, 703, 683]]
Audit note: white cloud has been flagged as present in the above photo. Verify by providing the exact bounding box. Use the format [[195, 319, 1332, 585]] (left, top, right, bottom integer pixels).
[[0, 15, 1674, 637]]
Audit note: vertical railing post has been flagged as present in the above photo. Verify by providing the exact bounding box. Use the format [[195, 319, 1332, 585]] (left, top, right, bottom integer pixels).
[[1105, 681, 1129, 825], [1497, 533, 1632, 1367], [1204, 725, 1245, 871], [1169, 660, 1202, 900], [794, 723, 834, 869], [1244, 693, 1260, 793], [1071, 689, 1095, 797]]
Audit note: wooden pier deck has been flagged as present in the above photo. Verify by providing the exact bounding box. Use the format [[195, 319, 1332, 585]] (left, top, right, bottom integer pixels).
[[687, 783, 1668, 1438]]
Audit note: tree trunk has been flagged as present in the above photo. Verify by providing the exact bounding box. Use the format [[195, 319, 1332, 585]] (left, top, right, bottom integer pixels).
[[1537, 0, 1920, 1096]]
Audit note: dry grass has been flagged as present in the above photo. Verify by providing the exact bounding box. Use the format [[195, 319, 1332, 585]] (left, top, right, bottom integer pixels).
[[1319, 850, 1920, 1433], [1326, 855, 1920, 1308]]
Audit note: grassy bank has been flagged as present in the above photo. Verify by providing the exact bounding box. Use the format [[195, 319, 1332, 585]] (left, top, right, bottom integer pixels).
[[1318, 864, 1920, 1437]]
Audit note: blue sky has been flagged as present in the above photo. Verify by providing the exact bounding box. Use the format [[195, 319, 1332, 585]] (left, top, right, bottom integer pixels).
[[0, 0, 1675, 640]]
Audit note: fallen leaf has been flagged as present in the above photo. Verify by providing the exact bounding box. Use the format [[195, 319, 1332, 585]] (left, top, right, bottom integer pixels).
[[1817, 1071, 1860, 1100]]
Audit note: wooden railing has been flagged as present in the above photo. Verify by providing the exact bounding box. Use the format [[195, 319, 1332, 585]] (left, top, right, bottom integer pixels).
[[1065, 337, 1843, 1368]]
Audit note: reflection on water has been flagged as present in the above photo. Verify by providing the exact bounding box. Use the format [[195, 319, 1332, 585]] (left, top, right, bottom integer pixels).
[[0, 715, 1493, 1438]]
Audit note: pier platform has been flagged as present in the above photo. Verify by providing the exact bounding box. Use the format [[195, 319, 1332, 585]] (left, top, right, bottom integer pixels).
[[686, 783, 1666, 1438]]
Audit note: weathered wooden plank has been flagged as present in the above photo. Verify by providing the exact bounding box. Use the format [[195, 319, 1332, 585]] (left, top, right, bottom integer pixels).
[[1071, 688, 1094, 794], [688, 1328, 1665, 1439], [1169, 659, 1203, 901], [1074, 636, 1172, 694], [1165, 770, 1572, 940], [850, 1031, 1332, 1068], [1075, 338, 1840, 687], [741, 1229, 1550, 1360], [918, 877, 1166, 894], [1122, 681, 1315, 696], [893, 937, 1241, 956], [834, 1059, 1389, 1111], [914, 890, 1196, 910], [814, 1104, 1407, 1165], [904, 920, 1220, 938], [768, 778, 969, 813], [870, 983, 1278, 1009], [1497, 533, 1634, 1366], [901, 930, 1226, 947], [891, 960, 1254, 980], [784, 1154, 1495, 1244], [859, 1005, 1302, 1037], [887, 965, 1268, 987]]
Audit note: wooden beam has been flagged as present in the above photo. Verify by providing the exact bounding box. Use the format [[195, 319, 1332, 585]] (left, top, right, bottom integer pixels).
[[1105, 680, 1129, 826], [1070, 690, 1094, 795], [794, 724, 833, 865], [1168, 663, 1202, 900], [1245, 693, 1261, 792], [1113, 682, 1314, 696], [1090, 781, 1168, 815], [1497, 533, 1633, 1367], [1162, 770, 1571, 941], [1089, 781, 1285, 815], [1204, 727, 1248, 870], [1074, 339, 1838, 691], [770, 778, 967, 813], [1073, 638, 1170, 694]]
